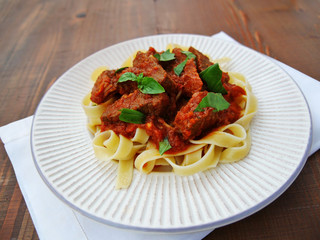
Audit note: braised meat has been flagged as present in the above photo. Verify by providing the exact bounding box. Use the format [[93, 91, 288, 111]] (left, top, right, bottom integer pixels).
[[101, 90, 170, 123], [90, 70, 117, 104], [91, 47, 170, 104], [90, 68, 140, 104], [177, 58, 203, 97], [173, 91, 216, 140], [90, 46, 246, 154], [188, 46, 213, 72], [174, 86, 244, 140], [133, 48, 179, 95], [164, 48, 203, 97]]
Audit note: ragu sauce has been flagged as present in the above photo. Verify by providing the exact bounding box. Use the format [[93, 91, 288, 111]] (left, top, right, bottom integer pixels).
[[95, 46, 246, 155]]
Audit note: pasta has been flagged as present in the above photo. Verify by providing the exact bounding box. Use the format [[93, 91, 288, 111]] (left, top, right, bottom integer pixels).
[[82, 46, 257, 189]]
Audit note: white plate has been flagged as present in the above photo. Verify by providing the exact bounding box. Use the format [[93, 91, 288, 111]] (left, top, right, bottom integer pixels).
[[31, 34, 311, 233]]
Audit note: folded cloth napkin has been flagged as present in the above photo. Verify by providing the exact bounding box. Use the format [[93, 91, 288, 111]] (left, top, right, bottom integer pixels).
[[1, 32, 319, 240]]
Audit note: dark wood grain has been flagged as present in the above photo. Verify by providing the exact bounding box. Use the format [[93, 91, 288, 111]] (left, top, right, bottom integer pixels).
[[1, 0, 319, 239]]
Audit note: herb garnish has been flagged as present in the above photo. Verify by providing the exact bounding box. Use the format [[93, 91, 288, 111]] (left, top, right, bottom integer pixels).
[[199, 63, 227, 94], [194, 92, 230, 112], [119, 108, 146, 124], [174, 59, 187, 76], [174, 51, 196, 76], [181, 50, 196, 59], [118, 72, 165, 94], [154, 49, 175, 61], [115, 67, 128, 73], [118, 72, 137, 82], [159, 137, 172, 155]]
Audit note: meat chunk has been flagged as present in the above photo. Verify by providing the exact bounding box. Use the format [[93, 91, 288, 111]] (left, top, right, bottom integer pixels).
[[90, 68, 141, 104], [133, 48, 181, 96], [101, 90, 170, 123], [174, 88, 243, 140], [116, 68, 140, 95], [177, 58, 203, 97], [159, 48, 184, 74], [90, 70, 117, 104], [173, 91, 217, 140], [188, 46, 213, 72], [165, 48, 203, 97], [145, 46, 157, 56], [133, 49, 170, 88]]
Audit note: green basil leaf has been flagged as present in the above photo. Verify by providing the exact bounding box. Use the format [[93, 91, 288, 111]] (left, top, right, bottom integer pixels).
[[199, 63, 227, 94], [136, 73, 144, 82], [160, 49, 175, 61], [154, 53, 160, 61], [154, 50, 175, 62], [115, 67, 128, 73], [139, 77, 165, 94], [159, 137, 172, 155], [119, 108, 145, 124], [194, 92, 230, 112], [118, 72, 165, 94], [173, 51, 196, 76], [181, 50, 196, 60], [174, 59, 187, 76], [118, 72, 137, 82]]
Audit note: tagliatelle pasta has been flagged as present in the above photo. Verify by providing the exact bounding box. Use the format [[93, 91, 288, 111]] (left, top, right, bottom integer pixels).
[[82, 46, 257, 189]]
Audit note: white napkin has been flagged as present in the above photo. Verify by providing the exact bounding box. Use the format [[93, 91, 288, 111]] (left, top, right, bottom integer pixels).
[[1, 32, 319, 240]]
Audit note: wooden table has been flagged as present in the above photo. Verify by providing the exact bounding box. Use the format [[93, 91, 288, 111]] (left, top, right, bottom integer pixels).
[[1, 0, 319, 239]]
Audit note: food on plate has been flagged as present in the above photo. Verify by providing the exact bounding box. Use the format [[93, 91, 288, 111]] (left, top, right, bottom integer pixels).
[[82, 46, 257, 189]]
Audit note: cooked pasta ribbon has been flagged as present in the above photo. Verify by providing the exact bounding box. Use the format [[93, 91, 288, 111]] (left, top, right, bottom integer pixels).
[[116, 158, 134, 189], [82, 93, 114, 131]]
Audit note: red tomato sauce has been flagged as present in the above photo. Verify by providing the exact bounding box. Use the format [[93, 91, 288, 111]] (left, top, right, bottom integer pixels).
[[96, 47, 246, 155], [100, 79, 245, 154]]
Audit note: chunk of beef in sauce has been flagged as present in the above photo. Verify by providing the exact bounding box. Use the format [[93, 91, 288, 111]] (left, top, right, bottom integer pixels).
[[90, 68, 139, 104], [179, 58, 203, 97], [173, 90, 242, 141], [173, 91, 213, 140], [90, 69, 117, 104], [188, 46, 213, 73], [91, 47, 165, 104], [162, 48, 203, 97], [133, 48, 181, 98], [101, 90, 170, 124]]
